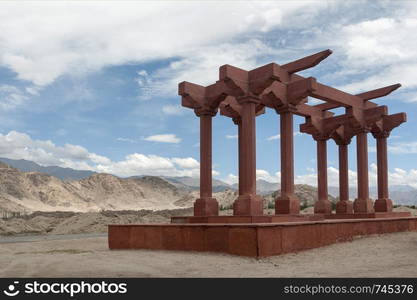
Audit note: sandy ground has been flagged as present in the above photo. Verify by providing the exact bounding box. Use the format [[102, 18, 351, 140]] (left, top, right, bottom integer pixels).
[[2, 206, 415, 236], [1, 231, 417, 277]]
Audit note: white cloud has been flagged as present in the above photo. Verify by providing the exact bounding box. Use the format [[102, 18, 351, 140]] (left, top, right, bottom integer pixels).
[[0, 1, 327, 95], [295, 166, 353, 187], [143, 134, 181, 143], [0, 85, 29, 110], [0, 130, 104, 168], [267, 132, 302, 141], [295, 164, 417, 189], [224, 164, 417, 190], [162, 104, 186, 116], [172, 157, 199, 169], [224, 170, 280, 185], [225, 134, 238, 139], [212, 170, 220, 177], [387, 142, 417, 154], [224, 173, 238, 185], [316, 11, 417, 96], [0, 130, 219, 178], [96, 153, 197, 178], [116, 137, 136, 143], [140, 39, 278, 98], [256, 169, 280, 182], [1, 2, 415, 110], [369, 141, 417, 154]]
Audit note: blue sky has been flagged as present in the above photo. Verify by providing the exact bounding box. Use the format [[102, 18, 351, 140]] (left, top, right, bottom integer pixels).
[[0, 1, 416, 187]]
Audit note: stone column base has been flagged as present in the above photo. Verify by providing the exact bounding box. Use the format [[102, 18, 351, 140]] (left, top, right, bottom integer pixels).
[[194, 198, 219, 216], [275, 194, 300, 214], [374, 198, 393, 212], [336, 200, 354, 214], [314, 200, 332, 214], [353, 198, 375, 214], [233, 194, 264, 216]]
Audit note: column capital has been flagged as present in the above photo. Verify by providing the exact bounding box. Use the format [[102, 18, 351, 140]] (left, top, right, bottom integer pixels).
[[195, 107, 217, 117], [232, 117, 241, 125], [372, 130, 390, 139], [313, 133, 331, 141], [334, 138, 351, 146], [275, 104, 297, 114], [354, 126, 371, 135], [236, 94, 261, 105]]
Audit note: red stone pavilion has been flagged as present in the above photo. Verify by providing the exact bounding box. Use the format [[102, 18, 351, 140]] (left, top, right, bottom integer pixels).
[[109, 50, 417, 257]]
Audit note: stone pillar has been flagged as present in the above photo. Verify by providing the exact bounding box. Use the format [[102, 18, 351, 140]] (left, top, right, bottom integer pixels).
[[194, 109, 219, 216], [275, 106, 300, 214], [335, 142, 354, 214], [237, 118, 243, 195], [232, 117, 243, 196], [313, 135, 332, 214], [373, 131, 392, 212], [353, 130, 374, 213], [233, 96, 263, 215]]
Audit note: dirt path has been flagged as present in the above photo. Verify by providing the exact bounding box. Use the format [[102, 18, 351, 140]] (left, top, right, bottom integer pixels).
[[0, 232, 416, 277], [0, 233, 107, 244]]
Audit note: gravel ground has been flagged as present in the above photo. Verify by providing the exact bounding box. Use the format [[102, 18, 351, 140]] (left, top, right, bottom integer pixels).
[[0, 231, 416, 277]]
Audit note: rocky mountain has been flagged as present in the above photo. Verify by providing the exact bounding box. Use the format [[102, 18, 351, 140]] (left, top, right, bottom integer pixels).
[[0, 161, 329, 214], [0, 159, 414, 214], [0, 162, 194, 213], [264, 184, 338, 208], [327, 185, 417, 205], [0, 157, 96, 180], [161, 176, 231, 192], [257, 179, 279, 195]]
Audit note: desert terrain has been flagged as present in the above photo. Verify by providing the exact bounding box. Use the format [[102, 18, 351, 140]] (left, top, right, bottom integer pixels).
[[1, 160, 417, 277], [0, 206, 416, 277], [1, 206, 416, 236], [1, 231, 416, 277]]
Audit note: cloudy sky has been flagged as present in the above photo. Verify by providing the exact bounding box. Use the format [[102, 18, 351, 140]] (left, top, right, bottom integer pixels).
[[0, 0, 417, 187]]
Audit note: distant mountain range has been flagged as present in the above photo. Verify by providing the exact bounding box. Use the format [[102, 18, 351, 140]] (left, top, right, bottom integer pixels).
[[0, 161, 195, 212], [0, 157, 416, 206], [0, 158, 96, 180], [0, 161, 332, 213]]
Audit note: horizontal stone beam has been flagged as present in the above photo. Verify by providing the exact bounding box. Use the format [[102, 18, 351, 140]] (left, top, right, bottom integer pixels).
[[178, 81, 205, 97], [287, 77, 317, 103], [356, 84, 401, 101], [295, 103, 334, 118], [248, 63, 287, 94], [308, 81, 375, 108], [219, 64, 248, 95], [281, 49, 332, 74], [220, 63, 291, 96], [312, 84, 401, 111], [218, 56, 398, 118], [300, 105, 388, 136], [178, 81, 230, 111], [363, 105, 388, 123], [178, 81, 206, 109]]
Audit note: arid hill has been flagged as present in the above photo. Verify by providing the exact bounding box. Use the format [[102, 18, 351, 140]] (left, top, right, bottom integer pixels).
[[0, 162, 192, 213], [0, 162, 334, 214], [264, 184, 338, 208]]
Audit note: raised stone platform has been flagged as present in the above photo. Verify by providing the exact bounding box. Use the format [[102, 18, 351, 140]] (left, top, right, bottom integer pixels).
[[171, 214, 325, 224], [324, 212, 411, 219], [108, 214, 417, 257], [171, 212, 410, 223]]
